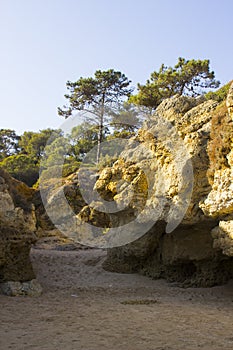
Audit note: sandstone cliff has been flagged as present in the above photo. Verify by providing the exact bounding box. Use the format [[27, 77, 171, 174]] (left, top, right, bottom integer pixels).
[[100, 83, 233, 286], [41, 82, 233, 287], [0, 168, 41, 295]]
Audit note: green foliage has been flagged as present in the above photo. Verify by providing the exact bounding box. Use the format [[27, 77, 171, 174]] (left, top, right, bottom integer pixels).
[[40, 136, 70, 169], [130, 57, 220, 110], [0, 128, 64, 186], [39, 133, 81, 180], [62, 160, 81, 177], [0, 154, 39, 186], [107, 130, 135, 140], [110, 102, 141, 133], [69, 122, 100, 160], [205, 81, 232, 102], [58, 69, 133, 162], [1, 63, 224, 188], [0, 129, 20, 160], [19, 129, 62, 161], [38, 123, 104, 183], [58, 69, 133, 118]]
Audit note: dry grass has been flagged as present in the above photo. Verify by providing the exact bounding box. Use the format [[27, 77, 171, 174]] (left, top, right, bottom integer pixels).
[[207, 102, 233, 184]]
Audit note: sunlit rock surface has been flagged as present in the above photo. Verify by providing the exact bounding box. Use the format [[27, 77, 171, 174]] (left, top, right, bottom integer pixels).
[[102, 83, 233, 286], [42, 82, 233, 287], [0, 169, 41, 295]]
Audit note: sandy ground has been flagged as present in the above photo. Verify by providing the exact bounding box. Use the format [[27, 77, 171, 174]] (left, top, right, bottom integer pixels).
[[1, 245, 233, 350]]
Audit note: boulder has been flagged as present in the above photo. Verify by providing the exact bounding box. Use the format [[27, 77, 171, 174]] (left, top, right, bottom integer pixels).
[[0, 168, 41, 295]]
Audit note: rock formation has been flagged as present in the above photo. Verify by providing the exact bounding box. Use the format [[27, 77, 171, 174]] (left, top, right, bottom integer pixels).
[[100, 83, 233, 287], [41, 81, 233, 287], [0, 168, 41, 296]]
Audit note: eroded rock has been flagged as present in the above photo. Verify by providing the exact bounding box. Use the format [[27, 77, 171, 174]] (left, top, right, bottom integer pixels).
[[101, 83, 233, 286], [0, 168, 41, 294], [41, 82, 233, 287]]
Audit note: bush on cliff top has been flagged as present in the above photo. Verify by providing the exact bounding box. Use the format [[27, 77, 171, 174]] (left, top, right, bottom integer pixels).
[[205, 81, 232, 102]]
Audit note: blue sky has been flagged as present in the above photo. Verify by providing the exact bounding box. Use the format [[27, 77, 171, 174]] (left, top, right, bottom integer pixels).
[[0, 0, 232, 134]]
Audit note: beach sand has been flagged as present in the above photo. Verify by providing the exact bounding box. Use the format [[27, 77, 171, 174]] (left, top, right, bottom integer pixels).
[[1, 245, 233, 350]]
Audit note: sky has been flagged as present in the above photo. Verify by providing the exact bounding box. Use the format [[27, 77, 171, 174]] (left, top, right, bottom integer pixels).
[[0, 0, 232, 135]]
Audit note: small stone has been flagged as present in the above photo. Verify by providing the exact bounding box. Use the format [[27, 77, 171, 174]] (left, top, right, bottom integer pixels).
[[0, 279, 42, 297]]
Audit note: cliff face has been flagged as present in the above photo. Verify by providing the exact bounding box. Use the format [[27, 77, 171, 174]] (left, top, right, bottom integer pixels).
[[40, 82, 233, 287], [0, 168, 41, 295], [100, 83, 233, 286], [201, 83, 233, 260]]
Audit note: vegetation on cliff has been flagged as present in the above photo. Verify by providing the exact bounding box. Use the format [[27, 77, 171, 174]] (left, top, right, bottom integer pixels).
[[130, 57, 220, 111], [0, 57, 222, 187]]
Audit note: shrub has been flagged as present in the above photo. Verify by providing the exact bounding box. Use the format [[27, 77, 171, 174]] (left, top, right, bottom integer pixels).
[[205, 81, 232, 102], [0, 154, 39, 187], [62, 161, 81, 177]]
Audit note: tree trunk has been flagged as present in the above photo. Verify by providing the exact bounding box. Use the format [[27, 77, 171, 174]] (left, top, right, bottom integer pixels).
[[96, 124, 102, 164], [96, 100, 104, 164]]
